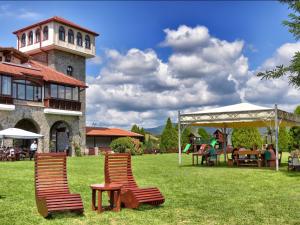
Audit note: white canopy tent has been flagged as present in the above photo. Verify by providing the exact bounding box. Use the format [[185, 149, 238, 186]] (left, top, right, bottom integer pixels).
[[0, 128, 43, 139], [178, 103, 300, 171]]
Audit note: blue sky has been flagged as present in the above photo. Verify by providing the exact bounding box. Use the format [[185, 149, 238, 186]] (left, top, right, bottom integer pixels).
[[1, 1, 299, 128]]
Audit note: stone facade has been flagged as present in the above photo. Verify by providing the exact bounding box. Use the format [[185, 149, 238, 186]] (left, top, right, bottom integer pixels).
[[0, 101, 83, 155], [47, 49, 86, 153]]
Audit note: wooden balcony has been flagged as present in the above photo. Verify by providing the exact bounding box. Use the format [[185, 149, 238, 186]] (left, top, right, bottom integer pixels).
[[44, 98, 81, 111], [0, 95, 14, 105]]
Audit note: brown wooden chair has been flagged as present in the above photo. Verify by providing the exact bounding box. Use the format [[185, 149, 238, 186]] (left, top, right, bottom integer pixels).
[[35, 153, 84, 217], [104, 153, 165, 209]]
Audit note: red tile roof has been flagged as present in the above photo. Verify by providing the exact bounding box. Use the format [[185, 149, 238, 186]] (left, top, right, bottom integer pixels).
[[13, 16, 99, 36], [86, 127, 143, 137], [30, 61, 87, 87], [0, 60, 87, 87]]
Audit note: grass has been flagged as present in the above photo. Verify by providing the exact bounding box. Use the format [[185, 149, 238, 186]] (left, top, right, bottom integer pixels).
[[0, 153, 300, 225]]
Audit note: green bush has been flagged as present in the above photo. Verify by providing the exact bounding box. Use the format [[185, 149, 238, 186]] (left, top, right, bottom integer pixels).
[[73, 142, 82, 157], [110, 137, 143, 155]]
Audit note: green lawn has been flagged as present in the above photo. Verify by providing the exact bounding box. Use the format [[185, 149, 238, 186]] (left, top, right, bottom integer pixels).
[[0, 153, 300, 225]]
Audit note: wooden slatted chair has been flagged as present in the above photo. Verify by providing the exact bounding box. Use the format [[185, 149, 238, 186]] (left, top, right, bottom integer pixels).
[[104, 153, 165, 209], [35, 153, 84, 217]]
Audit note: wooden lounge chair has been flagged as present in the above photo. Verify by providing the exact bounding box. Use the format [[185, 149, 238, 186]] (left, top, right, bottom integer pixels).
[[35, 153, 84, 217], [104, 153, 165, 209]]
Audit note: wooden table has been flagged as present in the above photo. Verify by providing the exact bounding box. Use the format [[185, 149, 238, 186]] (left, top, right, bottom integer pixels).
[[90, 183, 122, 213]]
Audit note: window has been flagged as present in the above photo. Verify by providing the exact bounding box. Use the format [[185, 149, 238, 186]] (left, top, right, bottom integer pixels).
[[35, 29, 41, 43], [17, 84, 25, 100], [50, 84, 58, 98], [72, 87, 79, 101], [58, 85, 65, 99], [21, 33, 26, 47], [68, 29, 74, 44], [50, 84, 79, 101], [1, 76, 12, 95], [65, 86, 72, 100], [77, 32, 82, 46], [85, 35, 91, 49], [59, 26, 65, 41], [43, 26, 48, 41], [67, 66, 73, 76], [5, 55, 11, 63], [28, 31, 33, 45], [13, 80, 42, 101]]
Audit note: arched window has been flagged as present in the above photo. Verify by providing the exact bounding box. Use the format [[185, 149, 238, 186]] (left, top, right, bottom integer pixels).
[[28, 31, 33, 45], [35, 29, 41, 43], [67, 66, 73, 76], [85, 35, 91, 49], [43, 26, 48, 41], [77, 32, 82, 46], [21, 33, 26, 47], [68, 29, 74, 44], [59, 26, 65, 41]]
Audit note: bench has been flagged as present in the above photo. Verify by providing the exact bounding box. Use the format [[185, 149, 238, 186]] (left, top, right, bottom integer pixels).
[[35, 153, 84, 217], [233, 150, 261, 167], [105, 153, 165, 209]]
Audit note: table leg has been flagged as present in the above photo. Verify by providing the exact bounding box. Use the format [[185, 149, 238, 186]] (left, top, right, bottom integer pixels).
[[196, 155, 198, 165], [109, 191, 115, 209], [192, 155, 194, 165], [92, 189, 96, 211], [114, 190, 121, 212], [97, 190, 103, 213]]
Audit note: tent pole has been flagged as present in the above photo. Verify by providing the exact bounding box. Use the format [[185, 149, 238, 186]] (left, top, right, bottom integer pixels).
[[275, 104, 279, 171], [178, 110, 182, 165], [223, 127, 227, 163]]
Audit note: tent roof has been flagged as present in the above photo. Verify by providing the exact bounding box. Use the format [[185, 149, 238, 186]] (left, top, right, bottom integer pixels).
[[0, 128, 43, 139], [180, 103, 300, 128], [192, 103, 272, 114]]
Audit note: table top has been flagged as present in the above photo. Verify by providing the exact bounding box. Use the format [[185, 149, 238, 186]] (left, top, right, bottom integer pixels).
[[90, 183, 123, 190]]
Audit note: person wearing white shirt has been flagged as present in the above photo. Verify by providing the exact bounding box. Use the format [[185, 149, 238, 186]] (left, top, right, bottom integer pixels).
[[30, 140, 38, 161]]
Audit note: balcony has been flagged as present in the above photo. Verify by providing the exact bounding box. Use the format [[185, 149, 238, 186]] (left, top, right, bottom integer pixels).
[[44, 98, 81, 111], [0, 96, 15, 111], [0, 96, 13, 105]]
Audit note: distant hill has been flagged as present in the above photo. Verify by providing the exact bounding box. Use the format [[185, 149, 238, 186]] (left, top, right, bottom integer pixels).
[[145, 124, 216, 136], [144, 125, 166, 135]]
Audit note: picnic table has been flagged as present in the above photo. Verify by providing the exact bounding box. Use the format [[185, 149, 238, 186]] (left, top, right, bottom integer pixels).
[[232, 150, 262, 167]]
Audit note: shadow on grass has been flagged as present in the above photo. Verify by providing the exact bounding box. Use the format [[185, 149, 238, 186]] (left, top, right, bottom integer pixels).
[[135, 204, 164, 212], [0, 195, 6, 199], [46, 211, 85, 220]]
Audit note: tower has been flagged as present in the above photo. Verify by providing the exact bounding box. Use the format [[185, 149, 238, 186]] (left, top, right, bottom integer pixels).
[[12, 16, 99, 153]]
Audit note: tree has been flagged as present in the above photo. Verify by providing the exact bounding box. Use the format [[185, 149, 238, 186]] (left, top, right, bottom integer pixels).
[[131, 124, 139, 133], [288, 105, 300, 149], [257, 1, 300, 88], [278, 127, 290, 152], [198, 128, 210, 141], [181, 127, 191, 146], [160, 117, 178, 152], [231, 127, 263, 149]]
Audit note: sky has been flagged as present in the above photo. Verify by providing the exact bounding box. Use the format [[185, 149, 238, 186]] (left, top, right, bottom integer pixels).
[[0, 1, 299, 129]]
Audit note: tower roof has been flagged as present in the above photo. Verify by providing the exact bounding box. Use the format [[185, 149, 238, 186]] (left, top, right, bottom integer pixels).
[[13, 16, 99, 36]]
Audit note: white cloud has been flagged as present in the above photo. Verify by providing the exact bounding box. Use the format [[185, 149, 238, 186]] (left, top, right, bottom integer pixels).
[[241, 42, 300, 111], [86, 25, 300, 129], [0, 4, 41, 20], [88, 55, 102, 65]]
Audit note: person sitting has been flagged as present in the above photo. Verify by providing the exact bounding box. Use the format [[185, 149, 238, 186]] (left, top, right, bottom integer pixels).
[[8, 147, 15, 161], [231, 148, 239, 164], [264, 144, 276, 167], [207, 145, 217, 166]]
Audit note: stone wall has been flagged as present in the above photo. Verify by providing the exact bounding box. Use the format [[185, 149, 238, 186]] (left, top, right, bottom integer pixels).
[[47, 49, 86, 152], [0, 102, 84, 155]]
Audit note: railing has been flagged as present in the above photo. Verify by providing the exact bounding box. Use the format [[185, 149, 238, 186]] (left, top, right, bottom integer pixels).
[[0, 96, 14, 105], [44, 98, 81, 111]]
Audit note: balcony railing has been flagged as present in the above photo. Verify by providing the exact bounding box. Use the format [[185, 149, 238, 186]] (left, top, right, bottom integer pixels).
[[44, 98, 81, 111], [0, 95, 14, 105]]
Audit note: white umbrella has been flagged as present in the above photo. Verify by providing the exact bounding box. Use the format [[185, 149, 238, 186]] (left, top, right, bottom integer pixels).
[[0, 128, 43, 139]]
